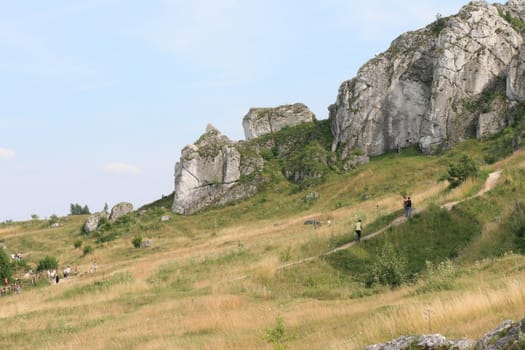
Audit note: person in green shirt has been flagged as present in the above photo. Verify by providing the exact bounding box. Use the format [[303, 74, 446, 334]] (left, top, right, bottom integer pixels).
[[355, 219, 362, 243]]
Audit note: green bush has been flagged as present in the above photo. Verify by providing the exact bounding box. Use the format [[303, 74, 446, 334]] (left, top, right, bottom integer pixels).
[[508, 201, 525, 253], [366, 241, 408, 288], [0, 248, 13, 282], [36, 256, 58, 272], [48, 214, 59, 225], [132, 236, 143, 248], [415, 259, 458, 293], [264, 316, 289, 350], [83, 245, 94, 256], [445, 154, 479, 188], [74, 239, 83, 249]]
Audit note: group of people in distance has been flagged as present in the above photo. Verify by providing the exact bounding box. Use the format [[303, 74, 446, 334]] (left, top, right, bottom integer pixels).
[[353, 195, 412, 243]]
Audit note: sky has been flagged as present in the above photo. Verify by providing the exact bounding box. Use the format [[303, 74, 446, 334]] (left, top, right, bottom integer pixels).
[[0, 0, 505, 222]]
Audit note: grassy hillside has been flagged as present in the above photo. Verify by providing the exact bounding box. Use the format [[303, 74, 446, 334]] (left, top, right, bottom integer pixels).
[[1, 131, 525, 349]]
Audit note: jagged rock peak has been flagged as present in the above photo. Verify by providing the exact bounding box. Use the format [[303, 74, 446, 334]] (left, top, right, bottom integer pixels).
[[205, 123, 219, 134], [242, 103, 315, 140], [172, 126, 261, 215], [329, 0, 524, 156]]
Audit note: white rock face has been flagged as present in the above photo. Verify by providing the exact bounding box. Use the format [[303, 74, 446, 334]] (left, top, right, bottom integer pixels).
[[109, 202, 133, 223], [242, 103, 315, 140], [330, 1, 524, 156], [83, 211, 108, 233], [172, 124, 261, 215]]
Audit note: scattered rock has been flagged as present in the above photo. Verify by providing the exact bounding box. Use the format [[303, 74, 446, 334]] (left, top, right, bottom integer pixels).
[[364, 317, 524, 350], [304, 192, 320, 202]]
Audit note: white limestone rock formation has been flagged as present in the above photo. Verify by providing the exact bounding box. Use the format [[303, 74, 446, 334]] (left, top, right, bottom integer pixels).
[[172, 124, 262, 215], [242, 103, 315, 140], [83, 211, 108, 233], [330, 0, 525, 156], [109, 202, 133, 223]]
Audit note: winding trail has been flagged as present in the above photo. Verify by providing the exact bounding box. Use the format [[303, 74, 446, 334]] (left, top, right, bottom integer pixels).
[[274, 170, 502, 272]]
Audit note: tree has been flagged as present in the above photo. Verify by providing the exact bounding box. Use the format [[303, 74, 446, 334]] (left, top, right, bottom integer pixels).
[[36, 256, 58, 272], [0, 248, 13, 283], [70, 203, 91, 215], [49, 214, 59, 225], [446, 154, 479, 188]]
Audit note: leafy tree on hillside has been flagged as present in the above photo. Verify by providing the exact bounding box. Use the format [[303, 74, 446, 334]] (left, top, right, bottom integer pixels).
[[445, 154, 479, 188], [36, 256, 58, 272], [70, 203, 91, 215], [49, 214, 59, 225], [0, 248, 13, 283]]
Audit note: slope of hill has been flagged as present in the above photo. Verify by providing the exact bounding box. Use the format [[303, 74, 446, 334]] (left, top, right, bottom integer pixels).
[[1, 133, 525, 349]]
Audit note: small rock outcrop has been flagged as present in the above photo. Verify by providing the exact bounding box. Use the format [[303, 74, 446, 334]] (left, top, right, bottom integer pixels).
[[83, 211, 108, 233], [172, 124, 262, 215], [242, 103, 315, 140], [364, 317, 525, 350], [330, 1, 524, 156], [109, 202, 133, 223]]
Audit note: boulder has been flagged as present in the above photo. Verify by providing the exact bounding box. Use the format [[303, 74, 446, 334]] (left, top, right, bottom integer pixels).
[[83, 211, 108, 233], [109, 202, 133, 223], [242, 103, 315, 140]]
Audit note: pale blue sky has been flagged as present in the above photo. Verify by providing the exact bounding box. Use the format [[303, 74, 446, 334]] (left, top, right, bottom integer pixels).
[[0, 0, 504, 221]]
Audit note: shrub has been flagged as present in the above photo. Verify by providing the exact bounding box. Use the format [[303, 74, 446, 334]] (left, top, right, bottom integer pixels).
[[74, 239, 83, 249], [445, 154, 479, 188], [0, 248, 13, 282], [508, 201, 525, 253], [48, 214, 59, 225], [83, 245, 94, 256], [36, 256, 58, 272], [366, 241, 408, 288], [415, 259, 458, 293], [132, 236, 143, 248], [264, 316, 289, 350]]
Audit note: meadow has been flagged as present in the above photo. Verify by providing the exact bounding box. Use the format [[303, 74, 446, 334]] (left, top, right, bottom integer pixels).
[[1, 138, 525, 349]]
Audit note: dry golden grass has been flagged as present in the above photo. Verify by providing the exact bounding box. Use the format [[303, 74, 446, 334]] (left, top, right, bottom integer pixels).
[[2, 148, 525, 350]]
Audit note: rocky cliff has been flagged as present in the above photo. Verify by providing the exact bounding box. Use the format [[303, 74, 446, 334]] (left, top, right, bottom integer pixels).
[[172, 124, 263, 215], [242, 103, 315, 140], [171, 105, 322, 215], [330, 0, 525, 157], [171, 0, 525, 215]]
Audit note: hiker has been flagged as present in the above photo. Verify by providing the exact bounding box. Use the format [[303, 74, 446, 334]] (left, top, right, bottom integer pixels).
[[55, 273, 59, 284], [355, 219, 363, 243], [405, 196, 412, 218], [89, 261, 97, 273]]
